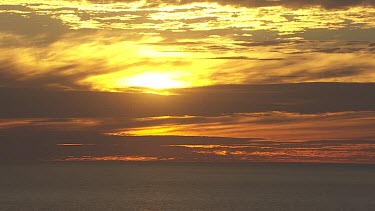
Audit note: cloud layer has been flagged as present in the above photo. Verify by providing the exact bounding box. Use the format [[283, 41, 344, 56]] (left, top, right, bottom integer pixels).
[[1, 83, 374, 118], [1, 112, 374, 163], [1, 0, 374, 164], [1, 1, 375, 92], [87, 0, 375, 9]]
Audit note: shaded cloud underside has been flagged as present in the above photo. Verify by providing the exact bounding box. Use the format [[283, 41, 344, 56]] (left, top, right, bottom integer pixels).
[[0, 83, 374, 118], [87, 0, 375, 9], [1, 127, 374, 163], [0, 97, 374, 163]]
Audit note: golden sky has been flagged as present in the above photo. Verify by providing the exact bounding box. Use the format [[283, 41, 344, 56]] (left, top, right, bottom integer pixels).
[[0, 0, 374, 163], [1, 0, 375, 93]]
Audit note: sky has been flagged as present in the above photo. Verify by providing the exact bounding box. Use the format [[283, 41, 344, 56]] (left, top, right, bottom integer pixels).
[[0, 0, 374, 163]]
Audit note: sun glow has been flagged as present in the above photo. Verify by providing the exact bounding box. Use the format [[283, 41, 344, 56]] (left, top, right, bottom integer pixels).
[[121, 72, 188, 90]]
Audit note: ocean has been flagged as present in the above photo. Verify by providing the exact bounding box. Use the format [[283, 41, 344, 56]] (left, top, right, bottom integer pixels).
[[0, 162, 374, 211]]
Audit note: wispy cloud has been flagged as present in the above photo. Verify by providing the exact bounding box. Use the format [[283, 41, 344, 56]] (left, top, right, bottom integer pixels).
[[1, 112, 374, 163], [0, 32, 374, 92], [86, 0, 375, 9], [107, 111, 375, 141], [4, 111, 375, 141], [1, 1, 375, 92], [0, 118, 99, 129], [58, 155, 174, 162]]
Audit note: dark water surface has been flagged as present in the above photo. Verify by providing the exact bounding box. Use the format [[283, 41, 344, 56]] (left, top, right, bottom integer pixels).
[[0, 162, 374, 211]]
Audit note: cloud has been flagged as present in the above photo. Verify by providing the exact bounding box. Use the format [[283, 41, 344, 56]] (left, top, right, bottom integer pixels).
[[3, 1, 375, 36], [0, 31, 193, 91], [106, 111, 375, 141], [86, 0, 375, 9], [59, 155, 174, 161], [207, 56, 284, 60], [2, 110, 375, 142], [212, 51, 375, 84], [0, 83, 374, 118], [0, 118, 99, 130], [0, 114, 374, 163], [302, 28, 375, 42], [1, 31, 375, 92], [1, 2, 374, 92], [0, 12, 69, 46]]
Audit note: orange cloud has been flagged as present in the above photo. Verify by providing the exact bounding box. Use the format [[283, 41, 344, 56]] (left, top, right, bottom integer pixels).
[[59, 155, 175, 161], [0, 118, 100, 129], [107, 111, 375, 141]]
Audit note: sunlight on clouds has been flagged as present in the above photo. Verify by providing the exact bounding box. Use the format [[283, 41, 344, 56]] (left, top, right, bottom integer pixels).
[[180, 143, 375, 164], [1, 115, 373, 163], [106, 112, 375, 141], [1, 1, 375, 93], [0, 32, 220, 92], [1, 31, 374, 93], [1, 1, 374, 165], [59, 155, 175, 161], [106, 125, 188, 137], [2, 1, 375, 33], [117, 72, 190, 89], [0, 118, 100, 129]]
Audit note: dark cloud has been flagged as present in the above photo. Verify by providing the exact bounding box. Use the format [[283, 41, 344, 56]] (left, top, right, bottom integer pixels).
[[0, 104, 373, 163], [313, 48, 365, 53], [1, 126, 374, 163], [250, 67, 371, 83], [0, 83, 374, 118], [306, 68, 369, 80], [199, 0, 374, 8], [87, 0, 375, 9], [235, 40, 374, 54], [0, 13, 69, 46], [301, 28, 375, 42], [0, 59, 104, 90], [274, 0, 374, 9], [207, 56, 284, 60]]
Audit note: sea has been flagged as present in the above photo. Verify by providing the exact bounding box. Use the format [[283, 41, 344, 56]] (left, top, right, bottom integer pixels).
[[0, 162, 374, 211]]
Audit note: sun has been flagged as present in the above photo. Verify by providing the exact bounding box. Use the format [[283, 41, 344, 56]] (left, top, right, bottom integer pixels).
[[122, 72, 188, 90]]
